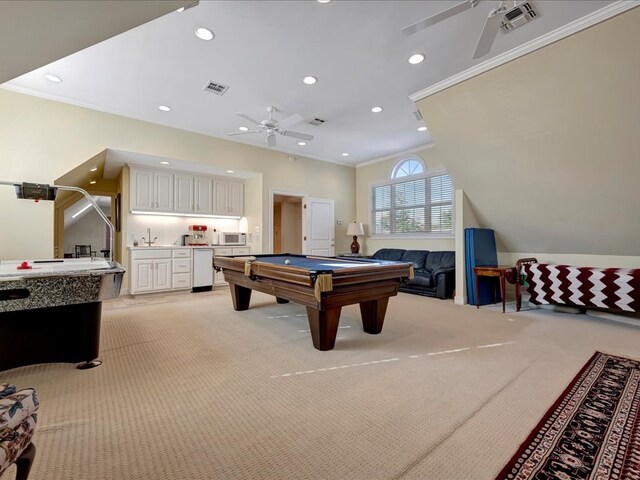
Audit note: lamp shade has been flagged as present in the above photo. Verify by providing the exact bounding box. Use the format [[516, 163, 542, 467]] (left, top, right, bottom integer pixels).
[[346, 222, 364, 236]]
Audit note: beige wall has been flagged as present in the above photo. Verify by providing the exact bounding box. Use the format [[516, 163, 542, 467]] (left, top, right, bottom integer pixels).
[[0, 90, 356, 261], [355, 146, 455, 256], [415, 8, 640, 264]]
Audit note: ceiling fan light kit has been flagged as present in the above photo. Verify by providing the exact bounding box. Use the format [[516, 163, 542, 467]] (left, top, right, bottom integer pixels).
[[227, 106, 313, 147], [402, 0, 541, 59]]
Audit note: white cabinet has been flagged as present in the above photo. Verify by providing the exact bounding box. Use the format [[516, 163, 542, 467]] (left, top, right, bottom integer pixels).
[[194, 176, 213, 214], [130, 167, 174, 212], [213, 178, 244, 216], [228, 180, 244, 216], [130, 166, 242, 216], [213, 247, 250, 286], [130, 249, 173, 294], [174, 174, 194, 213], [172, 249, 192, 290], [129, 248, 194, 295]]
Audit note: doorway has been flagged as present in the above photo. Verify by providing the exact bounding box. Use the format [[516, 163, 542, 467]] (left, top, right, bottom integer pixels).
[[62, 195, 112, 258], [273, 194, 303, 254]]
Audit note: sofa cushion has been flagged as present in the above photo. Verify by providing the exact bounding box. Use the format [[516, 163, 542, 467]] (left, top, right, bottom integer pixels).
[[401, 250, 429, 270], [372, 248, 406, 262], [408, 272, 433, 288], [425, 251, 455, 272]]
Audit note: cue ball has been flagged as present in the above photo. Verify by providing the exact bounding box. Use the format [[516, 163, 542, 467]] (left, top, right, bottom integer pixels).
[[284, 259, 290, 265]]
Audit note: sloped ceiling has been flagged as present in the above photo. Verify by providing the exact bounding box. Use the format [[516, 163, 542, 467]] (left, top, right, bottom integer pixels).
[[0, 0, 189, 83], [416, 8, 640, 256]]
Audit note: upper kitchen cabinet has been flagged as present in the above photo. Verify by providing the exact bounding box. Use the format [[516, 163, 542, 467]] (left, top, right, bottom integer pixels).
[[174, 174, 194, 213], [130, 167, 174, 212], [194, 176, 214, 215], [130, 166, 243, 217], [213, 178, 244, 216]]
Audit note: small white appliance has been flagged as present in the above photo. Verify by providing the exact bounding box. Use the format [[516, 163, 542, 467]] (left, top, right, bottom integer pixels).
[[192, 248, 213, 292], [220, 232, 246, 246]]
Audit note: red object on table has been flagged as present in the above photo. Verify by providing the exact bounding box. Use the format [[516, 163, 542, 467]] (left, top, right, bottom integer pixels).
[[17, 261, 32, 270]]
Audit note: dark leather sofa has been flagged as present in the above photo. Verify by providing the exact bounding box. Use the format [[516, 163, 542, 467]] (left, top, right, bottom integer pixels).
[[371, 248, 455, 299]]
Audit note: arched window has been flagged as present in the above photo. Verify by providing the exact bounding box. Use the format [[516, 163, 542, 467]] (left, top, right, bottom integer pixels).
[[391, 157, 425, 178], [370, 157, 453, 235]]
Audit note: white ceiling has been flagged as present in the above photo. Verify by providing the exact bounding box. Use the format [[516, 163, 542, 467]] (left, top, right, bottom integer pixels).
[[1, 0, 618, 167]]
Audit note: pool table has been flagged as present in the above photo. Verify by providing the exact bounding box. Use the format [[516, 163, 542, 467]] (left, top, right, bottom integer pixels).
[[213, 254, 414, 351]]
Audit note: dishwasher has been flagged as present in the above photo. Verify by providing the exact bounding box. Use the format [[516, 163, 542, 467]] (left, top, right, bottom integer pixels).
[[192, 248, 213, 292]]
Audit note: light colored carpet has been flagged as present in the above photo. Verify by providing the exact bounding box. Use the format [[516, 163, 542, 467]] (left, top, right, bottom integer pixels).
[[1, 289, 639, 480]]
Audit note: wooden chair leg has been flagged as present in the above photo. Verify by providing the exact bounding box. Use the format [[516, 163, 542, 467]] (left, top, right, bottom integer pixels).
[[15, 442, 36, 480]]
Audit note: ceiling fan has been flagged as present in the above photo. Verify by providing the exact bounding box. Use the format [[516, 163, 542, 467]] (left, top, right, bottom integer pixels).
[[227, 106, 313, 147], [401, 0, 540, 59]]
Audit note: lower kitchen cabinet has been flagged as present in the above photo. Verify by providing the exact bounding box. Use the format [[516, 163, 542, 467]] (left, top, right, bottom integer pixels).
[[213, 247, 250, 286], [129, 248, 192, 295], [172, 249, 192, 289]]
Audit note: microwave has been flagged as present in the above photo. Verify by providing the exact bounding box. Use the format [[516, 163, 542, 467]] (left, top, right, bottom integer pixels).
[[220, 232, 246, 246]]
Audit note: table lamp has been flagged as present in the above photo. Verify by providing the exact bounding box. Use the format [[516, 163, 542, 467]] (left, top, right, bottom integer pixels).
[[346, 222, 365, 254]]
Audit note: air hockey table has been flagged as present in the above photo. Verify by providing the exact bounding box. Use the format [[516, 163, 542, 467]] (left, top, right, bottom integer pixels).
[[0, 257, 125, 371]]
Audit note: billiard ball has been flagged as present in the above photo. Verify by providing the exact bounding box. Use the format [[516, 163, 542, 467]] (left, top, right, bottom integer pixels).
[[284, 259, 290, 265]]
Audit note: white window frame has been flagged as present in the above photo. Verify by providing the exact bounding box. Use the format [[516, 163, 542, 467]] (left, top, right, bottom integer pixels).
[[369, 160, 454, 240]]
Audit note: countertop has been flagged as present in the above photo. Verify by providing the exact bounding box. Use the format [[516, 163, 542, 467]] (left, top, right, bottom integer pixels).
[[127, 245, 249, 250]]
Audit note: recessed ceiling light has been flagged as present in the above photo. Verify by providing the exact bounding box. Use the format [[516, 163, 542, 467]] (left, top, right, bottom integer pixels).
[[158, 105, 171, 112], [177, 1, 199, 12], [303, 75, 318, 85], [160, 161, 170, 165], [195, 27, 214, 41], [371, 106, 383, 113], [238, 126, 249, 132], [298, 141, 306, 146], [90, 167, 98, 172], [417, 126, 428, 132], [341, 153, 349, 157], [44, 73, 62, 83], [226, 170, 235, 174], [317, 0, 332, 3], [89, 180, 97, 185], [408, 53, 426, 65]]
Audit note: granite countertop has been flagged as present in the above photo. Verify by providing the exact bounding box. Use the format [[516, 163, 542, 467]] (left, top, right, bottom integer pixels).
[[0, 258, 126, 312]]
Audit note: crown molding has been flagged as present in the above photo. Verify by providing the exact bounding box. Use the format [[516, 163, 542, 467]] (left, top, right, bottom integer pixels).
[[355, 142, 435, 168], [410, 1, 639, 102]]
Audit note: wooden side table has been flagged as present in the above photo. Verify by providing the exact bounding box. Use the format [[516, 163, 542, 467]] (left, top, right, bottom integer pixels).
[[473, 266, 516, 313]]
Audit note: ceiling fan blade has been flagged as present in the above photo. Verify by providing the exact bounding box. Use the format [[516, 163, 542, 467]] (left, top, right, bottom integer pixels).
[[227, 130, 260, 136], [266, 133, 276, 147], [235, 112, 261, 126], [277, 113, 304, 129], [282, 130, 313, 141], [473, 9, 503, 59], [401, 0, 475, 36]]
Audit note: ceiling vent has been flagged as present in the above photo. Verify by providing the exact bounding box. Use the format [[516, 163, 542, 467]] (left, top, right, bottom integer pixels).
[[500, 1, 540, 33], [307, 118, 326, 126], [414, 110, 423, 121], [203, 81, 229, 96]]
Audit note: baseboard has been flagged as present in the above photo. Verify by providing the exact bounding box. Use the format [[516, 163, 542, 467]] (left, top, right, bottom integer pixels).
[[454, 294, 467, 306]]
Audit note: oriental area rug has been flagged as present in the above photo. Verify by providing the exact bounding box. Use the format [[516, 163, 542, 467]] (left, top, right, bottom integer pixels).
[[497, 351, 640, 480]]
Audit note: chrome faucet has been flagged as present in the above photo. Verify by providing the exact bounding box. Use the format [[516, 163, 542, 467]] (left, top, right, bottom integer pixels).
[[141, 228, 157, 247]]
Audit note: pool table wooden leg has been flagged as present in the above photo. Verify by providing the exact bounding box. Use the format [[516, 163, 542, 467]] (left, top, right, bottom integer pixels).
[[276, 297, 290, 304], [306, 306, 341, 351], [229, 283, 252, 311], [359, 297, 389, 334]]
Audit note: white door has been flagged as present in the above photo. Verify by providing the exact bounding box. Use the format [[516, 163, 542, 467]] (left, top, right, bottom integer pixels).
[[303, 197, 334, 256]]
